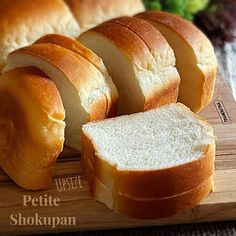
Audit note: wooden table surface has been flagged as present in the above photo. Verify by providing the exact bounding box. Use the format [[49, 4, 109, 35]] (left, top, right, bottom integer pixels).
[[0, 74, 236, 235]]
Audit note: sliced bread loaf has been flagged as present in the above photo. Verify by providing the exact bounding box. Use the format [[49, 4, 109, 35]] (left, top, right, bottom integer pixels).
[[136, 11, 217, 112], [79, 17, 180, 115], [34, 34, 119, 117], [82, 103, 215, 199], [4, 43, 115, 151], [0, 67, 65, 190]]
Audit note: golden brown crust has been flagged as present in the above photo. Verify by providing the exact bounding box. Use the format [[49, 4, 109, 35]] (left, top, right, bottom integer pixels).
[[35, 34, 119, 117], [86, 135, 214, 198], [8, 43, 97, 89], [82, 103, 215, 198], [81, 133, 97, 196], [136, 11, 213, 54], [109, 17, 180, 109], [136, 11, 217, 112], [201, 68, 217, 109], [65, 0, 144, 33], [89, 97, 108, 121], [112, 177, 213, 219], [6, 43, 109, 120], [35, 34, 110, 78], [106, 99, 118, 118], [0, 67, 65, 190], [114, 142, 214, 198], [144, 77, 179, 111], [0, 0, 80, 70], [6, 43, 117, 151], [81, 131, 116, 192], [83, 22, 153, 67], [110, 16, 174, 63], [83, 153, 212, 219], [14, 68, 65, 120], [80, 19, 180, 112]]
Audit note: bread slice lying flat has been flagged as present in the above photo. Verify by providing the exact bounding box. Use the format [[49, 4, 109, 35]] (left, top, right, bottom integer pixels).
[[82, 103, 215, 200], [0, 67, 65, 190], [79, 17, 180, 115], [85, 157, 213, 219], [137, 11, 217, 112], [110, 177, 213, 219], [65, 0, 145, 33], [34, 34, 118, 117], [4, 43, 115, 151]]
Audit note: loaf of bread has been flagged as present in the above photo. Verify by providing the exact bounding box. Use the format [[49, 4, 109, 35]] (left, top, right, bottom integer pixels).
[[4, 39, 118, 151], [82, 103, 215, 218], [79, 17, 180, 115], [0, 0, 80, 71], [65, 0, 145, 33], [137, 11, 217, 112], [0, 67, 65, 190]]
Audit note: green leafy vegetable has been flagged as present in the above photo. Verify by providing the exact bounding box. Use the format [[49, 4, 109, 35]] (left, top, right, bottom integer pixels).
[[143, 0, 162, 10], [186, 0, 209, 13], [149, 1, 162, 10], [163, 0, 186, 16], [143, 0, 209, 21]]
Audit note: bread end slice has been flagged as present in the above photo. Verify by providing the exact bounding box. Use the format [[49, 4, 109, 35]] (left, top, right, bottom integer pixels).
[[0, 67, 65, 190], [136, 11, 217, 112]]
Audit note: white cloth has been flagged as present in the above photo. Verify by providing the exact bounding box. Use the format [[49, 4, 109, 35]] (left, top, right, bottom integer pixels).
[[216, 39, 236, 101]]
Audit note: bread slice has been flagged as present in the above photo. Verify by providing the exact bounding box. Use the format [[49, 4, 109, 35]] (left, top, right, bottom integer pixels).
[[4, 43, 115, 151], [136, 11, 217, 112], [0, 67, 65, 190], [109, 17, 180, 111], [111, 177, 213, 219], [64, 0, 145, 33], [83, 150, 213, 219], [82, 103, 215, 199], [34, 34, 118, 117], [0, 0, 80, 71], [85, 158, 213, 219], [79, 18, 180, 115]]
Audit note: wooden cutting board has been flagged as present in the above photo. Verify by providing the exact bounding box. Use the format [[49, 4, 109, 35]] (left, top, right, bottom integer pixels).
[[0, 74, 236, 235]]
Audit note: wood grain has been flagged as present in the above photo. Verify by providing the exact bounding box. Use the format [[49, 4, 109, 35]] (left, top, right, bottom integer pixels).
[[0, 74, 236, 235]]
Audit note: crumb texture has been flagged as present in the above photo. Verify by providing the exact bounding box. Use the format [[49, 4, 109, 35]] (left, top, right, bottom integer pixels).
[[83, 104, 214, 170]]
